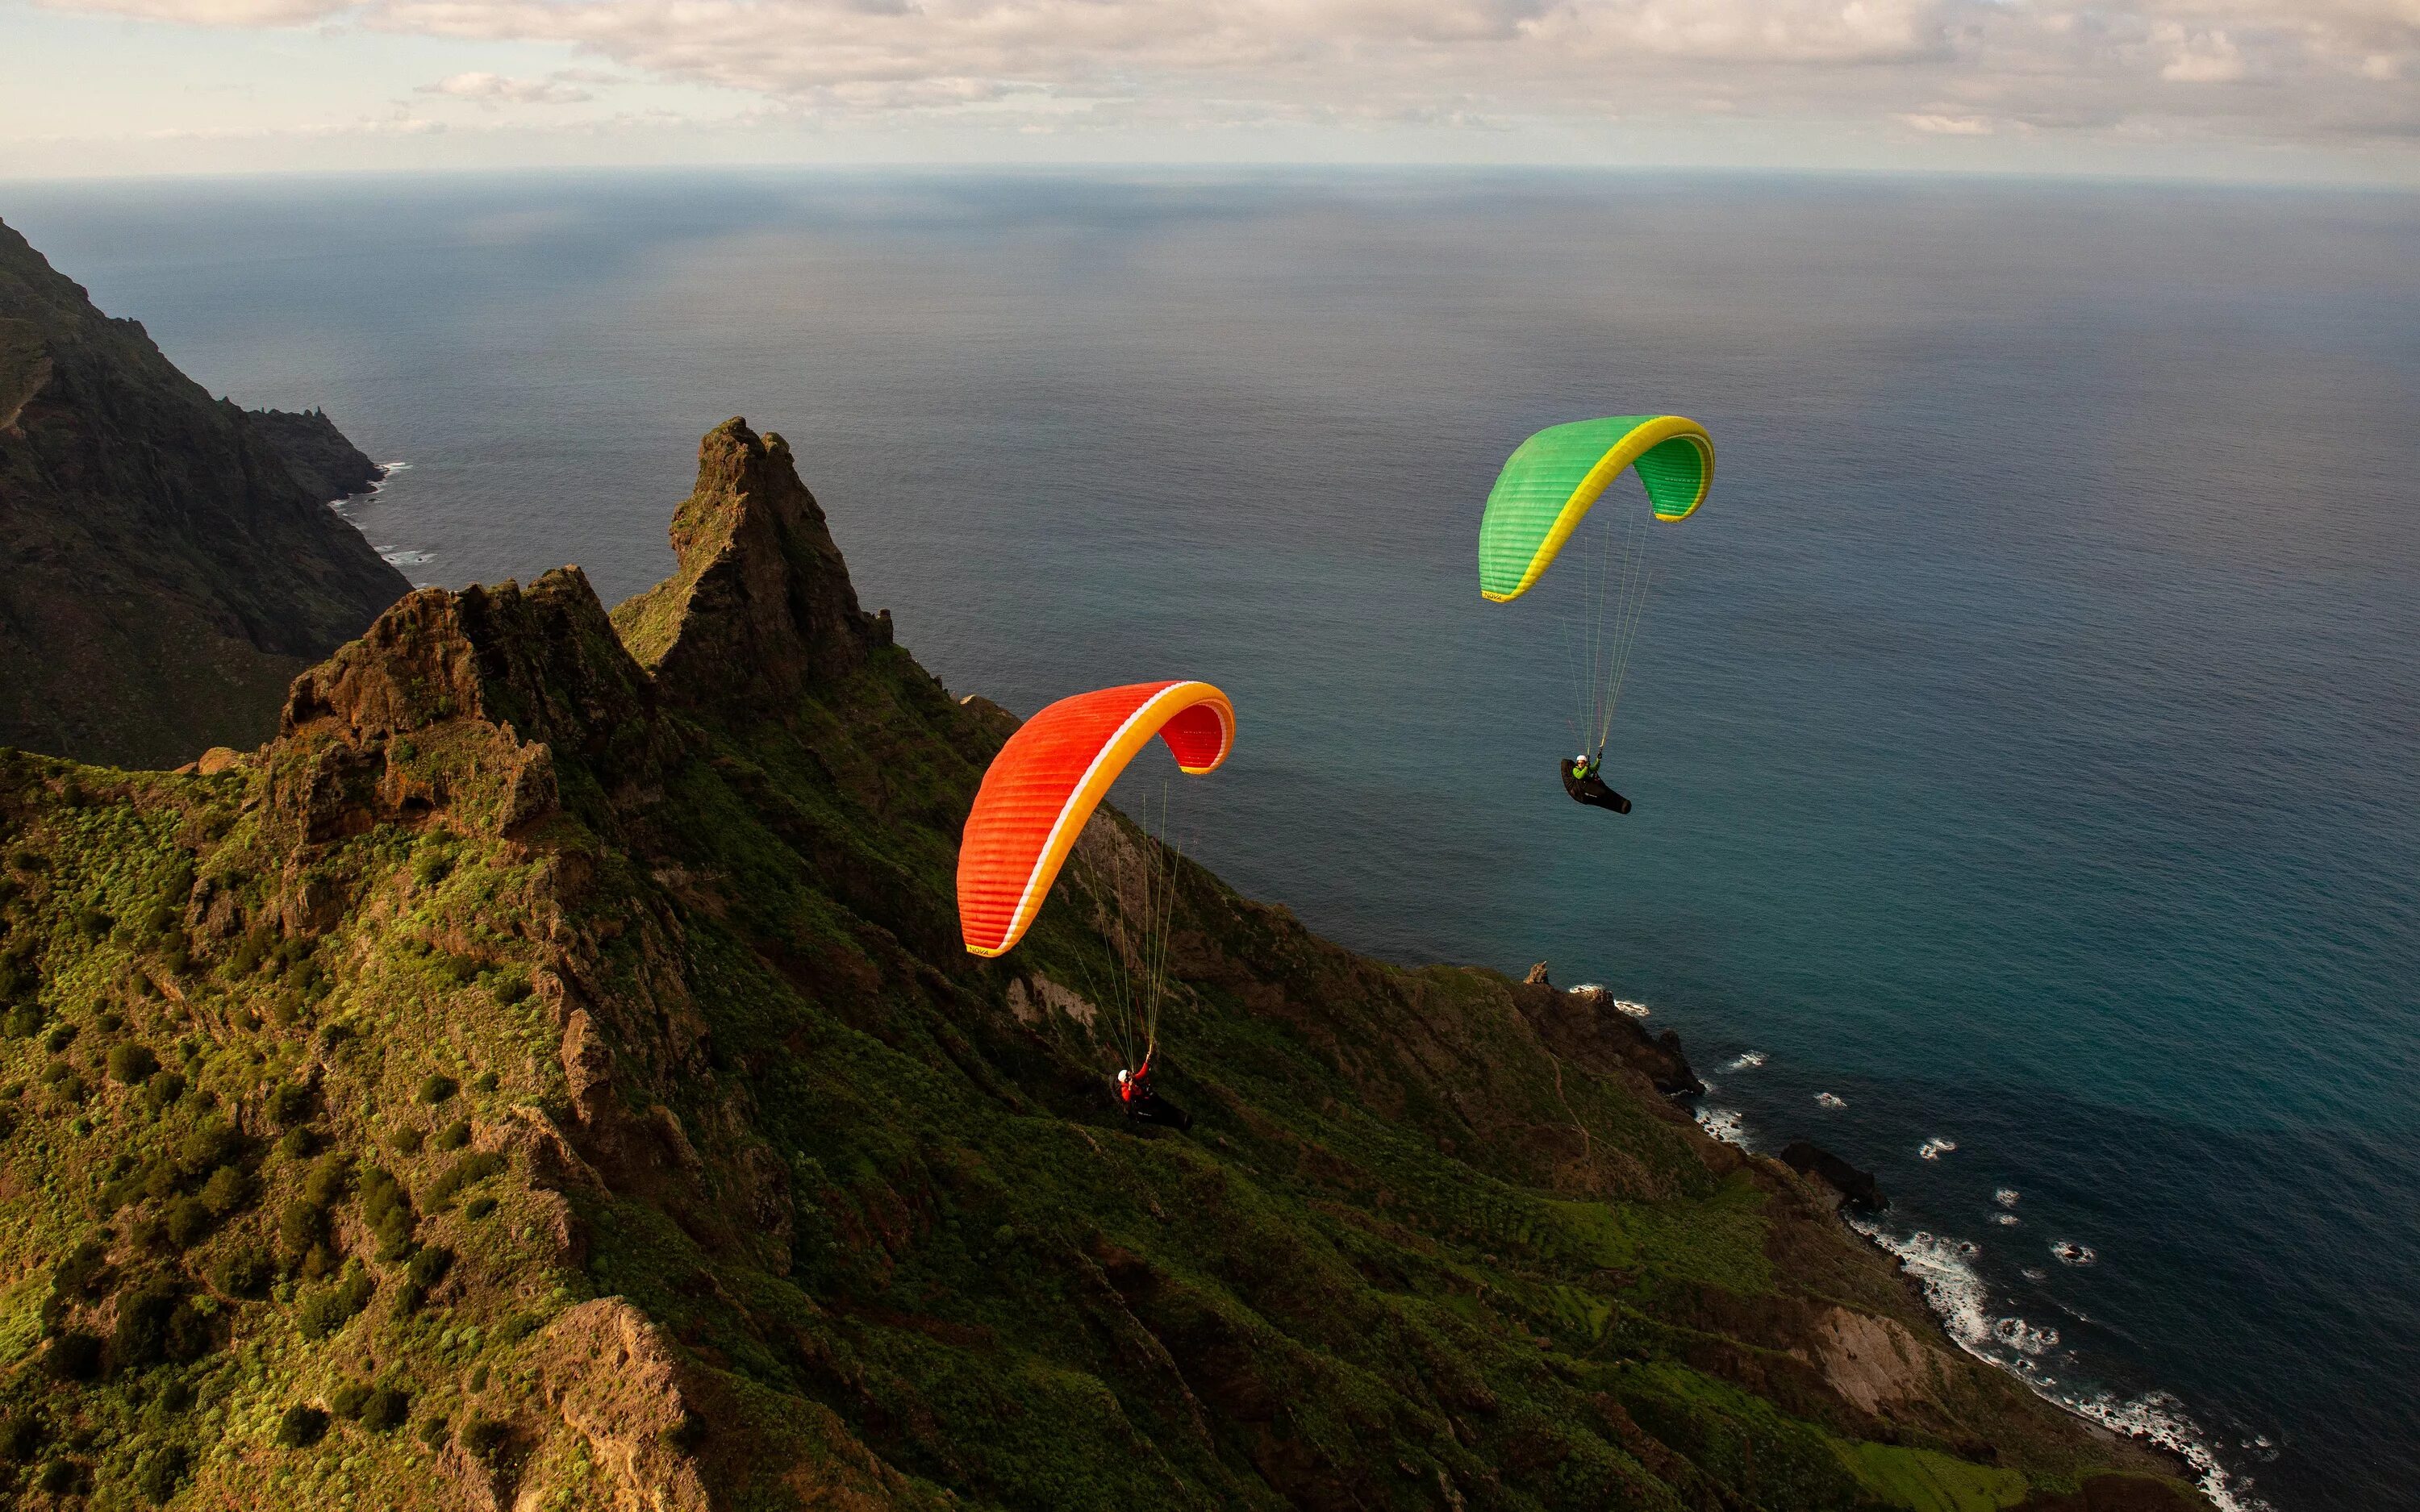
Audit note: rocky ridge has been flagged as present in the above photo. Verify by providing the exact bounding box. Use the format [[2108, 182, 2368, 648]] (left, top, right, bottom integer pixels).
[[0, 419, 2204, 1510]]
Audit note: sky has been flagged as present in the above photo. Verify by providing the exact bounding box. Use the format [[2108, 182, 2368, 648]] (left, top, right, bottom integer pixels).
[[3, 0, 2418, 182]]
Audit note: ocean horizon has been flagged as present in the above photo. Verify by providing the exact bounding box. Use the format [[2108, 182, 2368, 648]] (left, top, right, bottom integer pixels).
[[6, 168, 2414, 1510]]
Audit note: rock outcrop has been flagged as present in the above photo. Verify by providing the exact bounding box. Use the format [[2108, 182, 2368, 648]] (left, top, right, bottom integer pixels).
[[1781, 1139, 1890, 1212], [1515, 978, 1706, 1098], [274, 568, 674, 843], [610, 419, 891, 714], [0, 216, 407, 768], [244, 406, 386, 502]]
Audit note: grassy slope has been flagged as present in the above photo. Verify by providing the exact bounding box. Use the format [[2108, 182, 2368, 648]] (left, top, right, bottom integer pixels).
[[0, 567, 2201, 1511]]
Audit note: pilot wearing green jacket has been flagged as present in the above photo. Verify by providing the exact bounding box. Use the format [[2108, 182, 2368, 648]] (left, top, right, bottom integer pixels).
[[1561, 754, 1630, 814]]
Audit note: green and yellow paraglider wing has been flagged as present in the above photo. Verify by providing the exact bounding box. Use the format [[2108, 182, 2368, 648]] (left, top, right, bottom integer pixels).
[[1477, 414, 1713, 602]]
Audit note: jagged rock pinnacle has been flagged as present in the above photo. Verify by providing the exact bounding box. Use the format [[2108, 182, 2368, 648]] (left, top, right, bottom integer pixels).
[[611, 417, 891, 712]]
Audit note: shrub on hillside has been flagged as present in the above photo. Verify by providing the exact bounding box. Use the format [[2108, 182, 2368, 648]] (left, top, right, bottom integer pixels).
[[300, 1152, 352, 1209], [45, 1331, 102, 1381], [295, 1263, 374, 1340], [0, 1410, 44, 1461], [427, 1152, 504, 1210], [199, 1164, 250, 1217], [176, 1118, 238, 1177], [112, 1280, 211, 1368], [360, 1381, 411, 1432], [274, 1406, 328, 1449], [358, 1166, 415, 1260], [162, 1196, 214, 1250], [208, 1243, 272, 1298], [265, 1082, 314, 1127], [134, 1442, 189, 1505], [458, 1412, 507, 1460], [143, 1070, 185, 1113]]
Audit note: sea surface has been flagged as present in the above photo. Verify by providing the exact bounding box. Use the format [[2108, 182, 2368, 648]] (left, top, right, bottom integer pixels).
[[7, 170, 2415, 1510]]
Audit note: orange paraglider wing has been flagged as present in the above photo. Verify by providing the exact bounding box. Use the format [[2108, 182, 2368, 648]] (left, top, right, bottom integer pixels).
[[958, 681, 1234, 958]]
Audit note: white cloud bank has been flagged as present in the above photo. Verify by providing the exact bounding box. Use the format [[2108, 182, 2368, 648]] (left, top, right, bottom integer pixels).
[[418, 70, 598, 104], [18, 0, 2420, 168]]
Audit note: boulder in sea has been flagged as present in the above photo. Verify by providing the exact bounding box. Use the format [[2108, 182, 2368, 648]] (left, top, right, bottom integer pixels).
[[1523, 960, 1551, 986], [1781, 1141, 1888, 1212]]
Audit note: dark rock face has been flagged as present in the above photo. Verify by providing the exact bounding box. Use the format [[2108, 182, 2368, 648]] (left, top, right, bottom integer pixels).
[[1513, 980, 1706, 1098], [273, 568, 671, 846], [244, 406, 386, 502], [1780, 1141, 1888, 1212], [0, 217, 408, 768]]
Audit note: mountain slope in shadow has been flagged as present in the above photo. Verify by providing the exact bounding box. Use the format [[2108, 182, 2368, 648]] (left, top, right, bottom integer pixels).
[[0, 217, 407, 768]]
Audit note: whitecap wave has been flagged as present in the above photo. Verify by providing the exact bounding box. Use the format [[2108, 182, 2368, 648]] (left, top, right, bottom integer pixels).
[[1992, 1213, 2019, 1227], [1815, 1090, 1846, 1109], [1918, 1136, 1957, 1160], [1994, 1187, 2020, 1209], [380, 548, 436, 567], [1992, 1316, 2059, 1355], [357, 459, 410, 500], [1612, 998, 1650, 1018], [1695, 1106, 1749, 1150], [1726, 1050, 1767, 1071]]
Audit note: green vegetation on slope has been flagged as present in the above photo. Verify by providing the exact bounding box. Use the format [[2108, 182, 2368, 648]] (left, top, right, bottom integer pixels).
[[0, 419, 2201, 1511]]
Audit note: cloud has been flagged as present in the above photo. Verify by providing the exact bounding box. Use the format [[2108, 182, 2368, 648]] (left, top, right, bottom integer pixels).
[[1896, 111, 1995, 134], [35, 0, 348, 22], [2155, 24, 2249, 81], [26, 0, 2420, 153], [418, 70, 598, 104]]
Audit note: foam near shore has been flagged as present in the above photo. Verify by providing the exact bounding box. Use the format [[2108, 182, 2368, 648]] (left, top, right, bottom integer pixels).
[[1846, 1214, 2267, 1512], [1676, 1067, 2262, 1512]]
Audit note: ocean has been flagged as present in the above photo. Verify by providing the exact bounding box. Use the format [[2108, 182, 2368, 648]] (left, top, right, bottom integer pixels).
[[6, 169, 2414, 1510]]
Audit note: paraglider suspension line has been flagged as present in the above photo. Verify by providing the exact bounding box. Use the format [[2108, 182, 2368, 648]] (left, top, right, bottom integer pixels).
[[1567, 489, 1655, 760], [1080, 783, 1186, 1079]]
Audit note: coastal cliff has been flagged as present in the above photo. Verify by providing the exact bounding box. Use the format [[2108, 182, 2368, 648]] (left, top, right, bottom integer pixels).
[[241, 406, 386, 505], [0, 218, 407, 770], [0, 419, 2204, 1510]]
